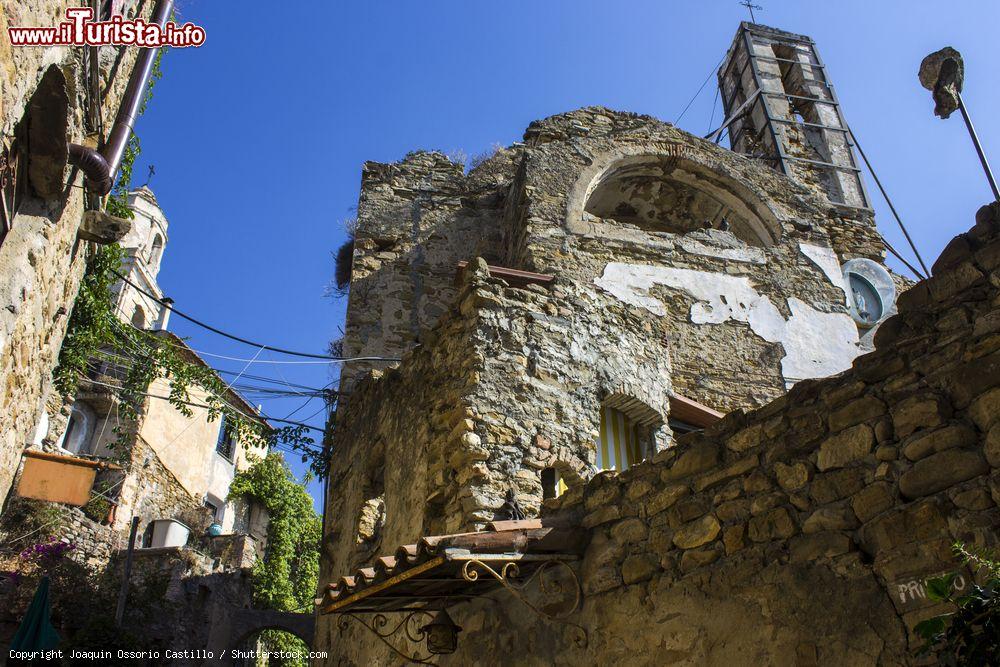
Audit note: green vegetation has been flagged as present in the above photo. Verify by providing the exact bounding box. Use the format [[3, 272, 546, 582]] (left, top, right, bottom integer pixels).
[[53, 239, 317, 464], [52, 45, 321, 470], [229, 453, 321, 666], [81, 479, 114, 523], [916, 543, 1000, 666]]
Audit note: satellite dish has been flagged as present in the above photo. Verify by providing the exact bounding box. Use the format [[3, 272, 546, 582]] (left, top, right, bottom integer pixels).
[[841, 259, 896, 329]]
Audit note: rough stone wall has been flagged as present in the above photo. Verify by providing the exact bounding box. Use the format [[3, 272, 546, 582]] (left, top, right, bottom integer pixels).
[[323, 266, 486, 586], [340, 149, 520, 387], [319, 203, 1000, 666], [323, 105, 905, 655], [323, 258, 675, 585], [116, 544, 256, 663], [339, 108, 888, 416], [0, 0, 152, 503], [509, 107, 884, 411], [326, 106, 897, 573]]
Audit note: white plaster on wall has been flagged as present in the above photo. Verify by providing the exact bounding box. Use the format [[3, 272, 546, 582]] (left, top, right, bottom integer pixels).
[[678, 235, 766, 265], [594, 263, 860, 382], [799, 242, 850, 305]]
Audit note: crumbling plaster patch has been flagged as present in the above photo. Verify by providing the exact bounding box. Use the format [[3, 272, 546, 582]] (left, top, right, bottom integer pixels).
[[799, 242, 850, 305], [594, 262, 860, 383]]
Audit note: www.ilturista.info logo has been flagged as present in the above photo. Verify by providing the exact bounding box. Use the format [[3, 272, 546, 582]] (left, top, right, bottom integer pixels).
[[8, 7, 205, 48]]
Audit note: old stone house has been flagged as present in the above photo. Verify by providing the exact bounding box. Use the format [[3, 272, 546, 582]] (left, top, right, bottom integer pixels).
[[12, 186, 270, 560], [0, 0, 167, 510], [315, 23, 1000, 665], [0, 186, 272, 656]]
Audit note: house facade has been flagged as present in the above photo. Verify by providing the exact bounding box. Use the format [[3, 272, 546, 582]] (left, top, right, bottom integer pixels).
[[18, 187, 269, 554]]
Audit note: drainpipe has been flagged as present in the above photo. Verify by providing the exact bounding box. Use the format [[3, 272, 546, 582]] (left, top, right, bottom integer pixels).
[[68, 0, 173, 196]]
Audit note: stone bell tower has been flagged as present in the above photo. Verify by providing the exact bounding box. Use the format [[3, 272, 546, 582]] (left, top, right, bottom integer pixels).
[[113, 186, 171, 331], [717, 22, 871, 210]]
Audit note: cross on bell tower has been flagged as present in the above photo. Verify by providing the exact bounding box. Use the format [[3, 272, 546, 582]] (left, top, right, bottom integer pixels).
[[739, 0, 762, 23]]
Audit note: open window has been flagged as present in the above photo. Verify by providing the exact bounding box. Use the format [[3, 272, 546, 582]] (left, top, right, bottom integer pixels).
[[668, 394, 724, 435], [148, 233, 164, 273], [596, 405, 642, 472], [204, 493, 225, 524], [131, 304, 146, 329], [59, 402, 97, 456], [541, 466, 571, 500], [593, 394, 664, 473], [215, 414, 236, 461]]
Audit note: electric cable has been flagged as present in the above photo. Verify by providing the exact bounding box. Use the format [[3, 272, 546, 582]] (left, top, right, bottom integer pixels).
[[707, 86, 720, 135], [111, 269, 400, 363], [81, 375, 326, 437], [847, 126, 931, 279], [675, 53, 728, 125], [93, 349, 331, 394]]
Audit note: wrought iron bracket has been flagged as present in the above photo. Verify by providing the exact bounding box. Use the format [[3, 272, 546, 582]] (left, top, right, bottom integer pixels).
[[337, 610, 438, 665], [460, 558, 588, 648]]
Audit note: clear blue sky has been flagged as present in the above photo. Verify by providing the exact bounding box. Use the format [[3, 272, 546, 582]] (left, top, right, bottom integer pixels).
[[132, 0, 1000, 507]]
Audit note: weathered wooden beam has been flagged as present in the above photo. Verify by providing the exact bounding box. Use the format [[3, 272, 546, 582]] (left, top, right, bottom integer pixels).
[[455, 261, 555, 289], [669, 394, 724, 428]]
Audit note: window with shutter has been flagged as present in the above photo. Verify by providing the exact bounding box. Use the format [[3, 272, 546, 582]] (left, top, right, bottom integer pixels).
[[595, 405, 642, 473]]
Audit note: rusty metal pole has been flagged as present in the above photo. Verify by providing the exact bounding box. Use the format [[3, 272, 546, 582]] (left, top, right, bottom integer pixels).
[[957, 93, 1000, 201], [115, 516, 140, 627]]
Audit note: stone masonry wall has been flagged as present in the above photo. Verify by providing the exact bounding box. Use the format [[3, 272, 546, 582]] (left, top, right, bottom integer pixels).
[[509, 107, 887, 411], [340, 149, 520, 388], [323, 257, 675, 586], [319, 203, 1000, 666], [0, 0, 152, 502], [339, 108, 894, 421]]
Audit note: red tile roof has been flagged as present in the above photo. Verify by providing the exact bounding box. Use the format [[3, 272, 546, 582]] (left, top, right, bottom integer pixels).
[[318, 518, 586, 614]]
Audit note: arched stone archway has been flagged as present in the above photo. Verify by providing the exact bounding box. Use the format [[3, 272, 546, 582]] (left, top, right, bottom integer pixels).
[[563, 145, 785, 247], [205, 607, 314, 664]]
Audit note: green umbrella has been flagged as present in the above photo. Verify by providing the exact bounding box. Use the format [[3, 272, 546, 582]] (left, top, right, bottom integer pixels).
[[10, 576, 61, 652]]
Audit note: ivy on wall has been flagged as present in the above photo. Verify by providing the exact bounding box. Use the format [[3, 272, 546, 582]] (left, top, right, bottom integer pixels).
[[229, 453, 321, 665], [52, 46, 321, 469]]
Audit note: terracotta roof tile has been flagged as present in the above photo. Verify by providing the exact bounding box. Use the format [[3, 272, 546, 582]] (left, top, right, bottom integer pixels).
[[318, 518, 587, 614]]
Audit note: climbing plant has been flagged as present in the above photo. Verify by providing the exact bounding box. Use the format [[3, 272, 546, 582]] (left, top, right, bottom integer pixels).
[[105, 46, 162, 220], [53, 240, 319, 463], [228, 453, 321, 665], [52, 45, 323, 469], [915, 543, 1000, 665]]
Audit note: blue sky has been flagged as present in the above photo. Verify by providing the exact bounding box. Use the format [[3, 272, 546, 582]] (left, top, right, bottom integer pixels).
[[132, 0, 1000, 507]]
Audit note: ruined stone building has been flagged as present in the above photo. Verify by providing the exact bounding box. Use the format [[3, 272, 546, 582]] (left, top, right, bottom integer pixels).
[[315, 23, 1000, 665]]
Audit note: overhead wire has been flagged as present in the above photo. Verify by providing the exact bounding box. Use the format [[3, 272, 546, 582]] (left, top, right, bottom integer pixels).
[[674, 53, 728, 126], [80, 373, 326, 439], [93, 349, 331, 396], [181, 348, 393, 365], [707, 86, 720, 135], [112, 269, 400, 363], [847, 126, 931, 279]]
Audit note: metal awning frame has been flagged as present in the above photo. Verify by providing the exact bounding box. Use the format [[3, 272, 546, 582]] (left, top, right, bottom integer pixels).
[[331, 549, 588, 663]]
